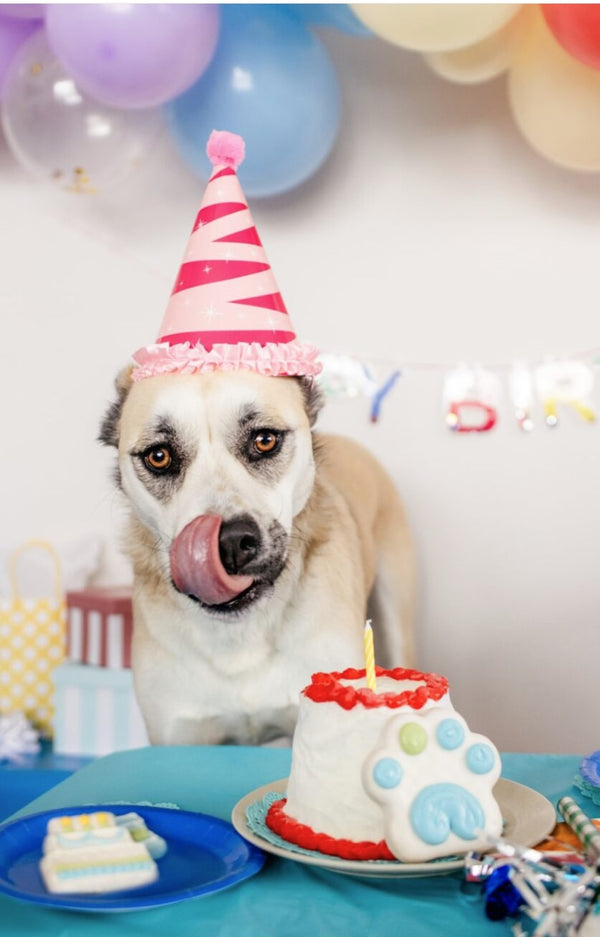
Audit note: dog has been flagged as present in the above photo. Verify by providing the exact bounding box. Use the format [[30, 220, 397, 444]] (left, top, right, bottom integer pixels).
[[100, 366, 415, 745]]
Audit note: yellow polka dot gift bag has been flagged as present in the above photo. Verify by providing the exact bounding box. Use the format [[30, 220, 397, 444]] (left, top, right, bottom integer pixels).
[[0, 541, 66, 737]]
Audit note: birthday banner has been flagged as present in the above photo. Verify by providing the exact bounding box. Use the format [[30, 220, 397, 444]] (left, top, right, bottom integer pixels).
[[317, 352, 600, 432]]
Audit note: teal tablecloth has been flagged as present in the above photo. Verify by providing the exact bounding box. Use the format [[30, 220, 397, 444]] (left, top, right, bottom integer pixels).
[[0, 748, 584, 936]]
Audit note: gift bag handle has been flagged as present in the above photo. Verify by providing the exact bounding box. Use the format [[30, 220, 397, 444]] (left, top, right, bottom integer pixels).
[[8, 540, 63, 605]]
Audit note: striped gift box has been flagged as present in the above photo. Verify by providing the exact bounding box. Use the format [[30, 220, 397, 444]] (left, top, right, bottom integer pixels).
[[52, 662, 148, 756], [66, 587, 133, 670]]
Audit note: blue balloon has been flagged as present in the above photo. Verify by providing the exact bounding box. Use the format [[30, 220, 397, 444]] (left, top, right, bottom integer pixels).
[[291, 4, 372, 37], [165, 5, 341, 198]]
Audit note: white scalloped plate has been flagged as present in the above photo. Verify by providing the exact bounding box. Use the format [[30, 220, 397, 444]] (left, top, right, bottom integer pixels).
[[232, 777, 556, 879]]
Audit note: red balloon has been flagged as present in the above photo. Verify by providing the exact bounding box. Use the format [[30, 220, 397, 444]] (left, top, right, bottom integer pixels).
[[542, 4, 600, 70]]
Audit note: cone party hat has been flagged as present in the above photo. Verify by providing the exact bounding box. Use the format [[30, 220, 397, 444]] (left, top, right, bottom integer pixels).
[[132, 131, 321, 381]]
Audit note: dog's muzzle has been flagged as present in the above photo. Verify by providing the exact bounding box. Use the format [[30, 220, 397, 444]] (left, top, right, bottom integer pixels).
[[169, 514, 256, 607]]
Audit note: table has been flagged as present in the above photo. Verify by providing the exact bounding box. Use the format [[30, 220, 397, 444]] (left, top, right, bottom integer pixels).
[[0, 748, 585, 936], [0, 742, 91, 822]]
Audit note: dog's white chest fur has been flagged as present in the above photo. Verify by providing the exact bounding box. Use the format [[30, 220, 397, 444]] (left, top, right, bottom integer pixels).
[[132, 577, 365, 745]]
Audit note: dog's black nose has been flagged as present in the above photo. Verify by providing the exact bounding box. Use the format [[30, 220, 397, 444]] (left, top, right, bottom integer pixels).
[[219, 516, 261, 574]]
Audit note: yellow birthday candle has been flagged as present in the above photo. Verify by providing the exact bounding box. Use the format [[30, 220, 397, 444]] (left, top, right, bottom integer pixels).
[[363, 620, 377, 692]]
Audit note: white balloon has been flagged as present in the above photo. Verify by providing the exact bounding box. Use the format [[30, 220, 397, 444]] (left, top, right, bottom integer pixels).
[[1, 30, 162, 193], [425, 9, 528, 85], [351, 3, 521, 53]]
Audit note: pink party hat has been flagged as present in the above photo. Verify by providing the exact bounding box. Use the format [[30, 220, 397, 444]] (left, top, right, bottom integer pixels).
[[132, 130, 321, 381]]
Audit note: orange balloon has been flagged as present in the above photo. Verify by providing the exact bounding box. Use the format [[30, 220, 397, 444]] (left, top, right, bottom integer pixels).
[[508, 7, 600, 171]]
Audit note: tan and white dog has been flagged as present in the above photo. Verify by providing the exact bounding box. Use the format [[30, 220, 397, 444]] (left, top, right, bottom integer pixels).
[[100, 367, 415, 746]]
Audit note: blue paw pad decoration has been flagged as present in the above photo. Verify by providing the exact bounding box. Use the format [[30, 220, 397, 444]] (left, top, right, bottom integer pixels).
[[362, 709, 502, 862]]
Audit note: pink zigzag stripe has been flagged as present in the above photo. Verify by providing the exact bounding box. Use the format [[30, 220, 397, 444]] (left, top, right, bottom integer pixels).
[[210, 167, 236, 181], [231, 292, 287, 312], [160, 329, 296, 348], [193, 202, 247, 231], [171, 259, 270, 295], [215, 226, 262, 246]]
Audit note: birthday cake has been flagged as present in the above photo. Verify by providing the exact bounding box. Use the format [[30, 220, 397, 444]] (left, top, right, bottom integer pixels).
[[265, 667, 502, 863]]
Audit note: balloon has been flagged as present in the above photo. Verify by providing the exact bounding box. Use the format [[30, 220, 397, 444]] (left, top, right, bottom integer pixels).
[[0, 12, 36, 95], [508, 7, 600, 171], [351, 3, 520, 53], [166, 6, 341, 198], [1, 30, 162, 192], [425, 8, 527, 85], [542, 5, 600, 71], [45, 4, 220, 109], [292, 4, 372, 37], [0, 5, 44, 19]]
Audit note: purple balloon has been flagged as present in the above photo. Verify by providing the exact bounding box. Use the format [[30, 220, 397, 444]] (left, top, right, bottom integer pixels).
[[45, 4, 220, 109], [0, 12, 36, 95], [0, 5, 44, 20]]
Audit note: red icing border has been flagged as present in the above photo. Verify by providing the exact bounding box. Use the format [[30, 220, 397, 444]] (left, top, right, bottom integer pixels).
[[266, 798, 395, 861], [304, 667, 448, 711]]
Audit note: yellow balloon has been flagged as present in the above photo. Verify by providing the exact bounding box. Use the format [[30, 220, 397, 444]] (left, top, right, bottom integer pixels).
[[351, 3, 521, 53], [508, 7, 600, 171], [425, 9, 528, 85]]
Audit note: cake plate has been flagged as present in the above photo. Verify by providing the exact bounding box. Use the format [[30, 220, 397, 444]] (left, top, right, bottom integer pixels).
[[232, 777, 556, 879]]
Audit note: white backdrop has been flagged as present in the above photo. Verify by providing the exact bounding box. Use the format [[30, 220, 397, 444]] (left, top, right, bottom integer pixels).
[[1, 26, 599, 755]]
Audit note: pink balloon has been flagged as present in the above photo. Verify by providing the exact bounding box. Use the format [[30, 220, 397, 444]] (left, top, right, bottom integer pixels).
[[45, 4, 220, 109]]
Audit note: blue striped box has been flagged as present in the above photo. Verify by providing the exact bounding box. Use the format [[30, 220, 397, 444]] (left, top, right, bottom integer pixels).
[[52, 662, 148, 756]]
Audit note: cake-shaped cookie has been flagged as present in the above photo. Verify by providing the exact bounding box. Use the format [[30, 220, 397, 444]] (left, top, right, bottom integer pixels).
[[39, 812, 161, 894], [265, 667, 502, 862]]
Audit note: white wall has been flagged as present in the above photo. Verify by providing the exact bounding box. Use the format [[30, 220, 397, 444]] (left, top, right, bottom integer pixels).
[[1, 27, 599, 755]]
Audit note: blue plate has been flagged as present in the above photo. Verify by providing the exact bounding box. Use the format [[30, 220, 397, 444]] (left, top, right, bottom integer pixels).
[[0, 804, 265, 912]]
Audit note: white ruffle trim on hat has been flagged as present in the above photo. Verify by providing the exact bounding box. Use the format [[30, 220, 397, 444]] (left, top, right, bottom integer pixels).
[[131, 341, 323, 382]]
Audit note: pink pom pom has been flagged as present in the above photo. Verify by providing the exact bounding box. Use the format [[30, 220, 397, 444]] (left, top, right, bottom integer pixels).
[[206, 130, 245, 170]]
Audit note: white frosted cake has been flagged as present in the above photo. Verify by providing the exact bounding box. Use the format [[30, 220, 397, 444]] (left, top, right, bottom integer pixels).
[[266, 667, 502, 862]]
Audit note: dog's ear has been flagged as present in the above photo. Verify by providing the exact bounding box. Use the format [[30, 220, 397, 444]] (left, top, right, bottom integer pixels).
[[98, 364, 133, 448], [295, 376, 324, 428]]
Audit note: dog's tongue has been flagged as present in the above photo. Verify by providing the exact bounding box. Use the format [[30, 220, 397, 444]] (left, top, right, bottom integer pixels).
[[170, 515, 253, 606]]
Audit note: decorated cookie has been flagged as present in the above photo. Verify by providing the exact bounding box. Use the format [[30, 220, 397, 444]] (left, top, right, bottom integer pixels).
[[114, 812, 168, 859], [46, 811, 116, 834], [363, 708, 502, 862], [40, 812, 159, 894]]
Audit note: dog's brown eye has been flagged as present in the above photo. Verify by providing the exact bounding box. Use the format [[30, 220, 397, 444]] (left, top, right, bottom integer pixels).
[[253, 431, 279, 455], [144, 447, 172, 471]]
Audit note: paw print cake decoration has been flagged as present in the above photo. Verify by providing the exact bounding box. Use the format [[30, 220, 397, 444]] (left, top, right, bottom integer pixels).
[[363, 709, 502, 862]]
